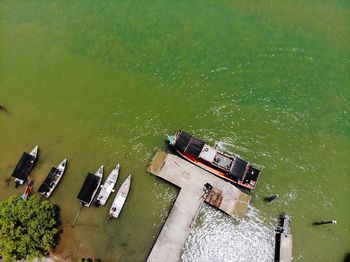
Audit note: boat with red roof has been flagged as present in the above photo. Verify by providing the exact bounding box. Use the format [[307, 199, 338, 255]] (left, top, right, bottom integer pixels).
[[166, 131, 261, 190]]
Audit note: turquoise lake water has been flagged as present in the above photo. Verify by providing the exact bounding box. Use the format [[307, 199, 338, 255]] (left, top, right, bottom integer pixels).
[[0, 1, 349, 261]]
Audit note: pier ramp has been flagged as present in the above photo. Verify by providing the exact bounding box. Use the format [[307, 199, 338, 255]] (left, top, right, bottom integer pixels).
[[147, 151, 251, 262]]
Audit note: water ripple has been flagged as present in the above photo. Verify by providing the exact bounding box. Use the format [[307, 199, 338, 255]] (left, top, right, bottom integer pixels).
[[181, 206, 275, 262]]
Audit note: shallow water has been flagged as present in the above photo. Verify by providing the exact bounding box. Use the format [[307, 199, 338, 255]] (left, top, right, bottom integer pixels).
[[0, 1, 349, 261]]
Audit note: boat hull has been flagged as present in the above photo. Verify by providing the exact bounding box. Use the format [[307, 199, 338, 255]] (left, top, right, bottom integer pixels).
[[108, 175, 131, 219], [95, 164, 119, 206], [177, 150, 256, 190]]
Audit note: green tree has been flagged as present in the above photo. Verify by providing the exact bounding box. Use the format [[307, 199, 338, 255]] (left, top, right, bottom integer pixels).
[[0, 195, 59, 261]]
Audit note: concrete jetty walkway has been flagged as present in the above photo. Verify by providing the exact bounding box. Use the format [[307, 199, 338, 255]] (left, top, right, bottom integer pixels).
[[276, 215, 293, 262], [147, 151, 251, 262]]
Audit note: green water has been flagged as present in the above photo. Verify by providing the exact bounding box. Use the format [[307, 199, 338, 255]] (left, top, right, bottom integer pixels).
[[0, 1, 349, 261]]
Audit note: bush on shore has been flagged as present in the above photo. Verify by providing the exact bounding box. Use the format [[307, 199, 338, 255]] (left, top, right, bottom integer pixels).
[[0, 195, 59, 261]]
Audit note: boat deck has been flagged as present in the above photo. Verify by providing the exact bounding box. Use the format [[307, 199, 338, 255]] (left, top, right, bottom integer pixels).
[[11, 152, 36, 180], [38, 167, 59, 194], [147, 151, 251, 262], [77, 173, 100, 204]]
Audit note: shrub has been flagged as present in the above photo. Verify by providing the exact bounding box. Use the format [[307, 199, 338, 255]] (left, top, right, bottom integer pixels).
[[0, 195, 59, 260]]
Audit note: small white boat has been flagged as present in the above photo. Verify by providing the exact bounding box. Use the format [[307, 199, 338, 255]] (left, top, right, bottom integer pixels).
[[107, 175, 131, 220], [38, 159, 67, 198], [94, 164, 120, 206]]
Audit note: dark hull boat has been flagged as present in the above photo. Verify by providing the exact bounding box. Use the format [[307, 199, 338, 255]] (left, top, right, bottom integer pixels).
[[11, 146, 39, 185], [77, 166, 103, 207], [167, 131, 261, 190], [38, 159, 67, 198]]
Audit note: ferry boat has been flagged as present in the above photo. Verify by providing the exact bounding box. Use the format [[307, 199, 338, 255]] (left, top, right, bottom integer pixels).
[[167, 131, 261, 190]]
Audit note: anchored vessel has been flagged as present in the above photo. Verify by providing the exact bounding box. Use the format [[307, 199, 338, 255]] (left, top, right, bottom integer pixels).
[[94, 164, 120, 206], [167, 131, 261, 190], [38, 159, 67, 198], [107, 175, 131, 221], [11, 146, 39, 185], [21, 179, 33, 199], [77, 166, 103, 207]]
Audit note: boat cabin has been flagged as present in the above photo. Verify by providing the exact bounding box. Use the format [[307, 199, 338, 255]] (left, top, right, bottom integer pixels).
[[11, 152, 36, 184], [38, 167, 60, 196], [77, 173, 100, 205]]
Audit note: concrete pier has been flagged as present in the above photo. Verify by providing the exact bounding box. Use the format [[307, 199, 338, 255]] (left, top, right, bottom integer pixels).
[[275, 215, 293, 262], [279, 234, 292, 262], [147, 151, 251, 262]]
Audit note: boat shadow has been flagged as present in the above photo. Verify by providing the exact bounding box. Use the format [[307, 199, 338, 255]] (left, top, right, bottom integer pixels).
[[4, 177, 12, 188]]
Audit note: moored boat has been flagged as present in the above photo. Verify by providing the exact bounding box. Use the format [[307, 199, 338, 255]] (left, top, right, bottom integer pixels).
[[11, 145, 39, 185], [21, 179, 33, 199], [106, 175, 131, 221], [167, 131, 261, 190], [38, 159, 67, 198], [94, 164, 120, 206], [77, 166, 103, 207]]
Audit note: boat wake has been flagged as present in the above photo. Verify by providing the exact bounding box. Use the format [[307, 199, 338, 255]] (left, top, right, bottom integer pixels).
[[214, 141, 235, 154]]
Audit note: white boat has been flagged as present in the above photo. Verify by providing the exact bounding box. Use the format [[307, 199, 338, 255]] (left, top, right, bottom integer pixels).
[[38, 159, 67, 198], [107, 175, 131, 220], [94, 164, 120, 206]]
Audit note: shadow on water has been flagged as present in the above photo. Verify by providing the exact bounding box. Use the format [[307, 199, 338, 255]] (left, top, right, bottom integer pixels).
[[4, 177, 12, 188], [0, 104, 10, 114], [52, 204, 63, 250], [274, 232, 280, 262]]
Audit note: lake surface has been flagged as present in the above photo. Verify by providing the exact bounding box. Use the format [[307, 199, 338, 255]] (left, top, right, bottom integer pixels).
[[0, 1, 349, 261]]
